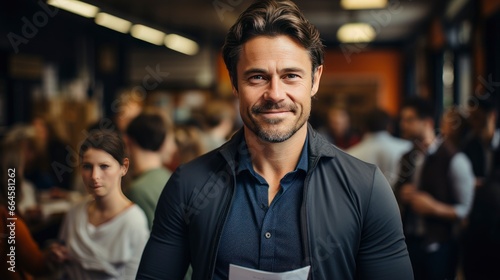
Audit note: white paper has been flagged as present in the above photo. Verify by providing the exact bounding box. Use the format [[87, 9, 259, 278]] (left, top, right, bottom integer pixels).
[[229, 264, 310, 280]]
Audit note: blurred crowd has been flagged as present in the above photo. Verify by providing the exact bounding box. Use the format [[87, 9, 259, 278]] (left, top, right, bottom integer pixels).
[[0, 90, 499, 279], [325, 94, 499, 280], [0, 90, 240, 279]]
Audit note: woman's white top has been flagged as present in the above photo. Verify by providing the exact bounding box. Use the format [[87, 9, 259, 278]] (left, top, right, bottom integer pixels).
[[59, 200, 149, 280]]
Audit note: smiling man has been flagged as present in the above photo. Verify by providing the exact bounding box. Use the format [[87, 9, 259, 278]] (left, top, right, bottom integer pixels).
[[136, 1, 412, 279]]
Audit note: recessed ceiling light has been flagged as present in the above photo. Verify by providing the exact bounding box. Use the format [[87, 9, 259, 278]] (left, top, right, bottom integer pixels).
[[130, 24, 165, 45], [341, 0, 387, 10], [164, 34, 199, 56], [47, 0, 99, 18], [95, 13, 131, 34], [337, 23, 376, 43]]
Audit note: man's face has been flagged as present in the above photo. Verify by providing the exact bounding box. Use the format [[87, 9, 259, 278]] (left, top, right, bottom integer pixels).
[[400, 107, 427, 141], [233, 35, 322, 143]]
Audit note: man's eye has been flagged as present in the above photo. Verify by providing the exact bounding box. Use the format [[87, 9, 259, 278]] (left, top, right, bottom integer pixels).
[[286, 74, 299, 79], [250, 75, 265, 80]]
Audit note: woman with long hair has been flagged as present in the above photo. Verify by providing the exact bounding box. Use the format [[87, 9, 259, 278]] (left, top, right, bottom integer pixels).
[[50, 130, 149, 279]]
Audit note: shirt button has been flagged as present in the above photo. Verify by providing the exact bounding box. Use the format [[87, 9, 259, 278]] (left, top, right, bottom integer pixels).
[[265, 232, 272, 239]]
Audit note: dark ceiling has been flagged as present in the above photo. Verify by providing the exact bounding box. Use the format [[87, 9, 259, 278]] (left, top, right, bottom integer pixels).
[[0, 0, 451, 53], [71, 0, 446, 46], [83, 0, 444, 46]]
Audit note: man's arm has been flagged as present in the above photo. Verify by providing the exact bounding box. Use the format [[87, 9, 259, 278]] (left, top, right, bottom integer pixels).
[[357, 168, 414, 280], [409, 153, 475, 220], [136, 170, 190, 280], [449, 153, 475, 218]]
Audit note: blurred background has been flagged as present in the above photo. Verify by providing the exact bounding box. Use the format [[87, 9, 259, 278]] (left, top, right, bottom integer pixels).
[[0, 1, 499, 279], [1, 0, 499, 134], [1, 0, 499, 183]]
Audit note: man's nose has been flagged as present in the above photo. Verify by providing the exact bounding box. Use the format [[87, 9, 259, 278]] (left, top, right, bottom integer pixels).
[[263, 76, 285, 102]]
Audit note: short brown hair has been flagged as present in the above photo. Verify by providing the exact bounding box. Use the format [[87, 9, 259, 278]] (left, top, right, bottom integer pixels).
[[222, 0, 324, 90], [126, 111, 170, 152]]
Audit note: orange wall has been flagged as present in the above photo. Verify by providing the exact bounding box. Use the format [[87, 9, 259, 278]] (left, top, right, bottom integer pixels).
[[322, 49, 403, 116], [482, 0, 500, 17], [216, 54, 233, 96]]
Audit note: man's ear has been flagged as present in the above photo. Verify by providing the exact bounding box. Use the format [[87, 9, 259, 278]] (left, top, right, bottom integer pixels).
[[311, 65, 323, 97], [232, 85, 239, 97]]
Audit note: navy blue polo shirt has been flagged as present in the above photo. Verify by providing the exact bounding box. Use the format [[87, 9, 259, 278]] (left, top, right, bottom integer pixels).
[[214, 137, 308, 279]]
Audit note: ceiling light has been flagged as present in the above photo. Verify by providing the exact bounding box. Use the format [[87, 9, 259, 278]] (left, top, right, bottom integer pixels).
[[164, 34, 199, 56], [337, 23, 376, 43], [95, 13, 131, 33], [341, 0, 387, 10], [130, 24, 165, 45], [47, 0, 99, 18]]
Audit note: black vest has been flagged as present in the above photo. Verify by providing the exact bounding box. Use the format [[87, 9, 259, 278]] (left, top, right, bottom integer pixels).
[[396, 142, 457, 243]]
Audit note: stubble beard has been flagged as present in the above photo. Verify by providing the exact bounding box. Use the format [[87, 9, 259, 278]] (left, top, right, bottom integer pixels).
[[246, 101, 309, 143]]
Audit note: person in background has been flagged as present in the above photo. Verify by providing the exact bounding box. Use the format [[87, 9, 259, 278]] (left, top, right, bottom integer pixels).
[[347, 108, 412, 186], [137, 0, 412, 279], [2, 125, 39, 216], [460, 93, 500, 279], [461, 164, 500, 279], [169, 125, 206, 169], [0, 141, 53, 280], [320, 106, 360, 150], [462, 93, 499, 188], [50, 130, 149, 279], [395, 98, 475, 280], [124, 111, 195, 280], [25, 114, 72, 190], [113, 89, 144, 134], [440, 106, 470, 150], [124, 110, 176, 229], [4, 123, 79, 254], [199, 99, 237, 152]]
